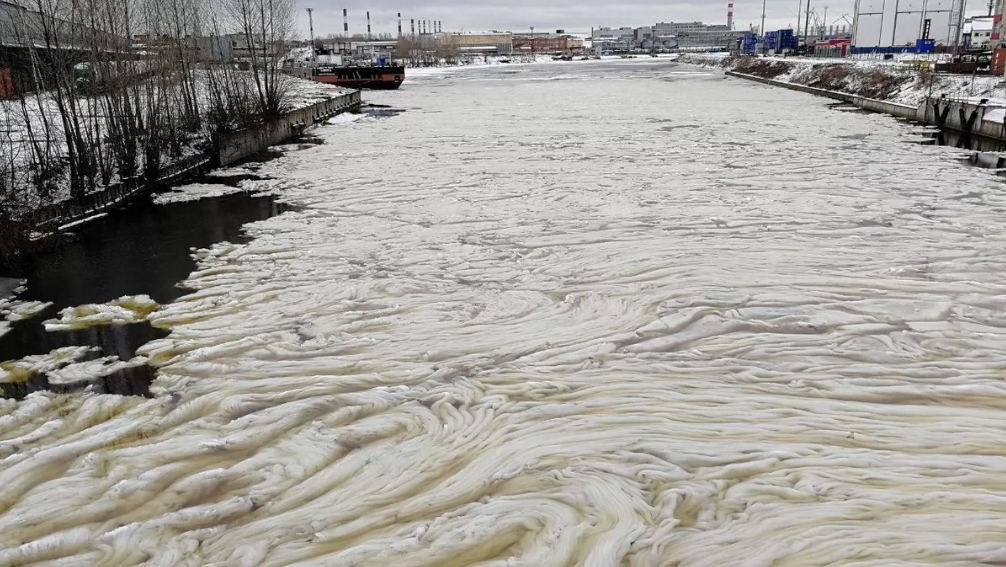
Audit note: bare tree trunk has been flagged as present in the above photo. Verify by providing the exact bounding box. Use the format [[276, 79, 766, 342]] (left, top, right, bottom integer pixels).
[[226, 0, 294, 117]]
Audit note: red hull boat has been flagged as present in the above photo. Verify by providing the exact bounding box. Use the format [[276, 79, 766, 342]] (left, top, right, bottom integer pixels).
[[310, 65, 405, 90]]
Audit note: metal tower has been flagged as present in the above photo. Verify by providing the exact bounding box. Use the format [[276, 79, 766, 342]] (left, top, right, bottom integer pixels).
[[948, 0, 966, 52]]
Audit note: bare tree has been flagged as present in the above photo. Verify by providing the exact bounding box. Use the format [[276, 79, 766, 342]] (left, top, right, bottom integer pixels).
[[0, 0, 302, 259], [224, 0, 295, 117]]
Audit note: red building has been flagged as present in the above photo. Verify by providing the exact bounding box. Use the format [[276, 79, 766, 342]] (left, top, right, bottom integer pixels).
[[512, 33, 584, 53]]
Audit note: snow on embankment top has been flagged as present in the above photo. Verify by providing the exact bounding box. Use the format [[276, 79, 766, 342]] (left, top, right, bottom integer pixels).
[[285, 77, 354, 111], [678, 53, 1006, 108]]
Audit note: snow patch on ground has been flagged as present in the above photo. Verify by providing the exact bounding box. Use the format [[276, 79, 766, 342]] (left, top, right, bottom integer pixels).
[[284, 77, 354, 111], [43, 295, 161, 331]]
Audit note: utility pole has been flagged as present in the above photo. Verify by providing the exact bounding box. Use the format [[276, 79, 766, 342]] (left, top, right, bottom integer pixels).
[[853, 0, 860, 43], [877, 0, 886, 48], [804, 0, 812, 44], [891, 0, 900, 45], [761, 0, 767, 53], [797, 0, 803, 46], [307, 8, 315, 63], [756, 0, 764, 36]]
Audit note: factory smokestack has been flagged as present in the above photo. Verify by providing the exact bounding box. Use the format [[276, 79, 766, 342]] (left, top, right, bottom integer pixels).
[[411, 18, 415, 37], [343, 8, 348, 35], [398, 13, 402, 38], [727, 0, 734, 29], [366, 11, 371, 40]]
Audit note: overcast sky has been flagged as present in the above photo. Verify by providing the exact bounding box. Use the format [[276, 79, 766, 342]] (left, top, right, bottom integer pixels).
[[296, 0, 990, 38]]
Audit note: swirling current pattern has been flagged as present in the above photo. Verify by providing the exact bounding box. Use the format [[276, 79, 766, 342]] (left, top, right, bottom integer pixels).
[[3, 61, 1006, 566]]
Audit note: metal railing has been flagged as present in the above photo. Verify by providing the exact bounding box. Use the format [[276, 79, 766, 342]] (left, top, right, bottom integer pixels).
[[28, 154, 210, 230], [27, 91, 361, 233]]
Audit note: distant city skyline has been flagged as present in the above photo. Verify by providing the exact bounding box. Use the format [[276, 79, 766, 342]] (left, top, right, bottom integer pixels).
[[296, 0, 992, 39]]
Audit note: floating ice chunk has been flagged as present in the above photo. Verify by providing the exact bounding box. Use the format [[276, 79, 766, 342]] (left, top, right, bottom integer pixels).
[[1, 300, 52, 322], [327, 112, 367, 126], [44, 295, 160, 331], [0, 282, 52, 325], [46, 355, 148, 385], [154, 183, 249, 205], [0, 346, 91, 384]]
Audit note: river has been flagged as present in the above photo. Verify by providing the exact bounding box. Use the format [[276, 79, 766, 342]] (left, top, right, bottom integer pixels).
[[2, 59, 1006, 566]]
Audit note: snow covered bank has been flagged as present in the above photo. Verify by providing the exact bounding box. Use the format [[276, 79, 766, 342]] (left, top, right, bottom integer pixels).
[[680, 53, 1006, 107], [0, 73, 354, 246]]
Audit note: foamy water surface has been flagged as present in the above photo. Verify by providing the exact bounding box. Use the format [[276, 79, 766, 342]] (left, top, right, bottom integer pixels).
[[3, 60, 1006, 566]]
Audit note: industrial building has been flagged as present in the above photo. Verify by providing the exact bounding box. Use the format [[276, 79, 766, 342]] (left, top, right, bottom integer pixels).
[[439, 32, 514, 55], [590, 27, 635, 52], [512, 32, 584, 53], [963, 16, 995, 48], [591, 20, 743, 52]]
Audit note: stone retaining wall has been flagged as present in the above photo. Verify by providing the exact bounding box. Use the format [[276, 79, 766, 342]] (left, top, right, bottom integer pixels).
[[217, 91, 362, 166]]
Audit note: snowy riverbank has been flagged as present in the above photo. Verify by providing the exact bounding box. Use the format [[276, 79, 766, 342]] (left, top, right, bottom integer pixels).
[[679, 53, 1006, 107]]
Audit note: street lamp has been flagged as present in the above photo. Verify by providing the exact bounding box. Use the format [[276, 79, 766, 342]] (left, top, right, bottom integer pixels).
[[530, 26, 535, 57]]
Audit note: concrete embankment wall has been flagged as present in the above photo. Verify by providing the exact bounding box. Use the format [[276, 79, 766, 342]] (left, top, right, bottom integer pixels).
[[217, 91, 362, 166], [31, 90, 361, 236]]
